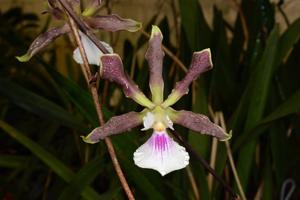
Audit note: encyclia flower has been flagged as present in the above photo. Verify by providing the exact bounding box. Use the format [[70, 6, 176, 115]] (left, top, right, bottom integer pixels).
[[82, 26, 231, 176], [16, 0, 141, 62]]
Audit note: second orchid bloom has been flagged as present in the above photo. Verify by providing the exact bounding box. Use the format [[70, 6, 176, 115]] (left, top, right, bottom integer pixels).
[[82, 26, 231, 176]]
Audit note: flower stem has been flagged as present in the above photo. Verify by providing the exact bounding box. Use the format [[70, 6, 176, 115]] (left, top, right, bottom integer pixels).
[[207, 111, 220, 192], [58, 1, 135, 199], [219, 112, 247, 200]]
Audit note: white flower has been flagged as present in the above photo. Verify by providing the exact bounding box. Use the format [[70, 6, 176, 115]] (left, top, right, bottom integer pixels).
[[134, 130, 189, 176], [134, 111, 189, 176], [73, 32, 113, 66]]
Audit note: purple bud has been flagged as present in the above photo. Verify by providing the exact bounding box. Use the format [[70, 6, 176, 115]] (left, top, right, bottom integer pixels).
[[85, 14, 142, 32], [82, 112, 142, 143], [16, 24, 70, 62], [173, 110, 230, 140], [174, 49, 213, 95]]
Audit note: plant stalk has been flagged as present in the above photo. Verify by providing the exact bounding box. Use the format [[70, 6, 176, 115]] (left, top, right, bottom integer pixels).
[[58, 1, 135, 198]]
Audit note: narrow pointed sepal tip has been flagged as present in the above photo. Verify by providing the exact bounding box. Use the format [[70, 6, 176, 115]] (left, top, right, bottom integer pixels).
[[80, 135, 99, 144], [16, 53, 31, 62], [219, 130, 232, 142], [151, 25, 162, 37], [133, 22, 143, 32]]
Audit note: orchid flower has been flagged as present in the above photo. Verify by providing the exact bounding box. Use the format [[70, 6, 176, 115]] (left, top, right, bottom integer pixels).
[[82, 26, 231, 176], [16, 0, 141, 62]]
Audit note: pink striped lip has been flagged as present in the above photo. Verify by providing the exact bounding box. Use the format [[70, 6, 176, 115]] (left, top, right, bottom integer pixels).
[[148, 131, 171, 152]]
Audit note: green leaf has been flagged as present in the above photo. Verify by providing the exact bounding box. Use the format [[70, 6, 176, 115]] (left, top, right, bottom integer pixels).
[[178, 0, 211, 51], [277, 18, 300, 64], [260, 89, 300, 123], [235, 25, 279, 190], [58, 158, 104, 200], [0, 155, 28, 168], [234, 89, 300, 149], [0, 120, 102, 199], [44, 67, 99, 126], [0, 78, 86, 132]]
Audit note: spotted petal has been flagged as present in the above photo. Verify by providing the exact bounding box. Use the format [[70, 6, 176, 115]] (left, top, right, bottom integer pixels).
[[82, 111, 142, 143], [162, 49, 213, 107], [100, 54, 155, 108], [16, 24, 70, 62], [85, 14, 142, 32], [145, 26, 164, 104], [168, 109, 231, 141], [133, 130, 189, 176]]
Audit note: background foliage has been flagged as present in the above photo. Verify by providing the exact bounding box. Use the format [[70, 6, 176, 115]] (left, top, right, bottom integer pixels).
[[0, 0, 299, 199]]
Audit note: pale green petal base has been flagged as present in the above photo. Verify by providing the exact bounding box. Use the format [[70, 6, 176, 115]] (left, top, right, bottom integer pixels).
[[219, 130, 232, 141], [16, 53, 31, 62]]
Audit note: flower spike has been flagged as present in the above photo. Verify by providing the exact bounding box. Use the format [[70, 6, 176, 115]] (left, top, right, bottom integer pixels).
[[100, 54, 155, 109], [17, 3, 141, 62], [83, 26, 230, 176], [82, 111, 143, 143], [145, 26, 165, 104], [162, 49, 213, 107]]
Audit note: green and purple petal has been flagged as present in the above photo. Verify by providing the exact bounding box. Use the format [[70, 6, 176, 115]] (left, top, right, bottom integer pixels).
[[82, 111, 143, 143], [145, 26, 165, 104], [168, 109, 231, 141], [16, 24, 70, 62], [162, 49, 213, 107], [100, 54, 155, 108], [85, 14, 142, 32]]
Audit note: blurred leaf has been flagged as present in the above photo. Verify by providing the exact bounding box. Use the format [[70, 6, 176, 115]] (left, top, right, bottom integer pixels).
[[58, 158, 104, 200], [0, 120, 102, 199], [234, 88, 300, 148], [262, 154, 272, 200], [210, 7, 235, 111], [178, 0, 211, 51], [44, 67, 98, 126], [235, 25, 279, 190], [0, 78, 86, 132], [270, 122, 288, 191], [0, 155, 28, 168], [277, 18, 300, 64], [260, 89, 300, 124]]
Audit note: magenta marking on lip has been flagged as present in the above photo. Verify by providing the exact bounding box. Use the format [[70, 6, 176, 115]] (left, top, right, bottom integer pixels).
[[153, 133, 169, 152]]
